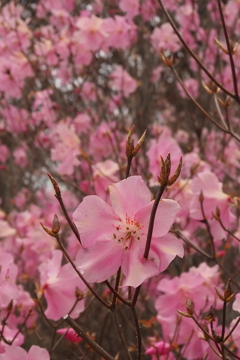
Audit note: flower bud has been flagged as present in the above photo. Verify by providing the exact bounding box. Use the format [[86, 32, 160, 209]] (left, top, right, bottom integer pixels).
[[201, 321, 210, 340], [6, 299, 13, 313], [215, 38, 239, 55], [167, 157, 182, 186], [158, 156, 167, 185], [47, 173, 61, 197], [199, 190, 204, 203], [41, 223, 56, 237], [202, 80, 220, 95], [165, 154, 171, 179], [212, 329, 221, 343], [126, 125, 147, 158], [126, 125, 135, 158], [132, 130, 147, 156], [52, 214, 60, 234], [217, 95, 232, 107], [177, 310, 192, 318], [205, 306, 215, 323], [160, 51, 174, 67], [185, 297, 194, 316], [215, 279, 236, 302], [212, 206, 221, 221]]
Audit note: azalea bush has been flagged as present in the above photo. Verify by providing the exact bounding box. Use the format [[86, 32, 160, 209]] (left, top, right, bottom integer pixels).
[[1, 0, 240, 359]]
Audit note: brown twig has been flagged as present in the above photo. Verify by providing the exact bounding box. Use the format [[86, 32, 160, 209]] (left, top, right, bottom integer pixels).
[[157, 0, 237, 101], [64, 315, 116, 360]]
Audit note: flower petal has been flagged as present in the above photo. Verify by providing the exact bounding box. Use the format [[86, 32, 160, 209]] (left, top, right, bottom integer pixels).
[[121, 243, 159, 287], [75, 241, 123, 283], [136, 199, 180, 238], [150, 233, 184, 272], [109, 176, 151, 220], [73, 195, 119, 247], [28, 346, 50, 360]]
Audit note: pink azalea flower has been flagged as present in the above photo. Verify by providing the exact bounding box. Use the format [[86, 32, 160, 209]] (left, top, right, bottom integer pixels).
[[147, 128, 182, 184], [0, 144, 9, 163], [39, 250, 86, 321], [119, 0, 140, 20], [0, 252, 19, 308], [151, 23, 181, 53], [13, 147, 28, 168], [57, 327, 83, 343], [76, 15, 107, 52], [103, 16, 137, 50], [110, 65, 138, 97], [190, 171, 235, 241], [51, 122, 81, 176], [73, 176, 183, 288], [1, 104, 29, 133], [92, 160, 119, 201], [0, 327, 24, 352], [0, 345, 49, 360]]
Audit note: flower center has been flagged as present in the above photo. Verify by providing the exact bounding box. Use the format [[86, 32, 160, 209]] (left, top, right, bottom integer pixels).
[[113, 215, 143, 250]]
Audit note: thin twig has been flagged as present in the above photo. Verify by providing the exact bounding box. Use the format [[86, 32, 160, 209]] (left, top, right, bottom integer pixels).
[[171, 229, 214, 260], [111, 268, 122, 308], [221, 301, 227, 341], [213, 94, 228, 129], [157, 0, 237, 100], [105, 280, 131, 306], [130, 307, 142, 360], [64, 316, 116, 360], [216, 0, 239, 100], [132, 184, 166, 306], [222, 343, 240, 360], [199, 195, 216, 259], [111, 310, 132, 360], [224, 316, 240, 342], [171, 67, 229, 134], [56, 234, 110, 309]]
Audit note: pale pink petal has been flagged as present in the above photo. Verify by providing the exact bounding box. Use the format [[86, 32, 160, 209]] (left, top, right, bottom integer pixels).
[[73, 195, 119, 247], [121, 242, 159, 287], [150, 233, 184, 272], [39, 250, 62, 285], [0, 220, 16, 237], [210, 220, 227, 241], [0, 346, 27, 360], [155, 292, 179, 317], [44, 284, 83, 321], [27, 346, 50, 360], [136, 199, 180, 237], [75, 241, 123, 283], [109, 176, 151, 219], [191, 171, 227, 199], [43, 260, 86, 321], [157, 276, 180, 293], [190, 197, 216, 219]]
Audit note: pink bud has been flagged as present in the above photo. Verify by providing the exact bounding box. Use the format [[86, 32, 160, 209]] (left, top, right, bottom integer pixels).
[[145, 340, 170, 355], [57, 328, 83, 344]]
